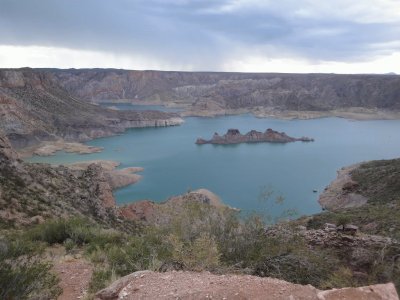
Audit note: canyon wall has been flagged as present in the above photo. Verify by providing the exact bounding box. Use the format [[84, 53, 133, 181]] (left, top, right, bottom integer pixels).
[[48, 69, 400, 111], [0, 69, 183, 148]]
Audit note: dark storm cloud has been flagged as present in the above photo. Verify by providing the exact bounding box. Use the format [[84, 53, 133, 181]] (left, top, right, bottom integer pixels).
[[0, 0, 399, 68]]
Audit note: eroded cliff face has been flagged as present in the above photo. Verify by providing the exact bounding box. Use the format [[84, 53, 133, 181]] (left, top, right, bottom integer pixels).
[[48, 69, 400, 113], [0, 69, 183, 148]]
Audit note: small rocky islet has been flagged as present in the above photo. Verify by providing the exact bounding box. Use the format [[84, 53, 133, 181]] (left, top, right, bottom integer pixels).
[[196, 128, 314, 145]]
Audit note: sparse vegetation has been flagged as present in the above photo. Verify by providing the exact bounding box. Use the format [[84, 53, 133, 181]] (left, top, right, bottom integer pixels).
[[0, 234, 61, 299], [1, 156, 400, 297]]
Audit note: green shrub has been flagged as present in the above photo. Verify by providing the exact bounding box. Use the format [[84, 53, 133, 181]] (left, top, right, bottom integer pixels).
[[64, 238, 75, 252], [27, 219, 70, 244], [26, 217, 101, 246], [320, 267, 356, 289], [88, 268, 112, 293], [0, 236, 61, 299]]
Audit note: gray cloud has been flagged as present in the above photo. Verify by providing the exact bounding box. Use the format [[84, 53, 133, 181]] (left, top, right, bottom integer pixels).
[[0, 0, 399, 69]]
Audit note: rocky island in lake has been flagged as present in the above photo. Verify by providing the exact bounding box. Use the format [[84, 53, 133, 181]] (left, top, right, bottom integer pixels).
[[196, 128, 314, 145]]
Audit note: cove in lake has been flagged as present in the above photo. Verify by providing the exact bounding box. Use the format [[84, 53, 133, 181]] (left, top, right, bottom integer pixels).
[[29, 108, 400, 218]]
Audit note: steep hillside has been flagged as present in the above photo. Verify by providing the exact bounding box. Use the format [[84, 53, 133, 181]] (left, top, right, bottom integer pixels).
[[0, 69, 183, 148], [0, 131, 127, 229]]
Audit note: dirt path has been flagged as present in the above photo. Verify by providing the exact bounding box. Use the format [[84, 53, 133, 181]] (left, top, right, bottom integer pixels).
[[53, 256, 93, 300]]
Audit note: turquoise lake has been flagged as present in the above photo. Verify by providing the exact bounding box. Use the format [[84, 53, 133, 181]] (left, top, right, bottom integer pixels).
[[28, 106, 400, 218]]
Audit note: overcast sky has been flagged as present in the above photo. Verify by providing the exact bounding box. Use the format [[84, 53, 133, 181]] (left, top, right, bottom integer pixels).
[[0, 0, 399, 73]]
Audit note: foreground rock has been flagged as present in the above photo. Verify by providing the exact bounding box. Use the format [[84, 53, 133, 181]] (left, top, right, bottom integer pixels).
[[95, 271, 398, 300], [196, 128, 314, 145]]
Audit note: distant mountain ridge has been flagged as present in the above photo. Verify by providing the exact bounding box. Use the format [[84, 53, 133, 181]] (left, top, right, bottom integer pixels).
[[1, 68, 400, 147], [45, 68, 400, 112]]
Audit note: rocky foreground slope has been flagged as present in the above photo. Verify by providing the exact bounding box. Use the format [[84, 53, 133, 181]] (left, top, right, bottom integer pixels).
[[0, 69, 183, 149], [0, 130, 123, 228], [96, 271, 398, 300]]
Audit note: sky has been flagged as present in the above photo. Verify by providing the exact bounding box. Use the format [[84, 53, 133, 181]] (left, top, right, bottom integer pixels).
[[0, 0, 399, 73]]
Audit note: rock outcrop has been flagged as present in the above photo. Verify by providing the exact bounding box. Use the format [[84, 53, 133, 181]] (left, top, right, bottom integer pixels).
[[95, 270, 399, 300], [196, 128, 314, 145], [119, 189, 230, 223]]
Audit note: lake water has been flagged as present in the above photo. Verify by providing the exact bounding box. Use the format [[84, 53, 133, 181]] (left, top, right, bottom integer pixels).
[[28, 106, 400, 219]]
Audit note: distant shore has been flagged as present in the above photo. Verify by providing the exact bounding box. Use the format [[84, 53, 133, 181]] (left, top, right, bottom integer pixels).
[[181, 107, 400, 121], [98, 99, 400, 121]]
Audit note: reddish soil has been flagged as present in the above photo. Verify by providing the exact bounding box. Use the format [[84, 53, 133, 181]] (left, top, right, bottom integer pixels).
[[53, 257, 93, 300]]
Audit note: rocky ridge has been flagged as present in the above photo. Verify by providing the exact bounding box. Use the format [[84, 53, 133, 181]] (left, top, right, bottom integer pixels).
[[196, 128, 314, 145]]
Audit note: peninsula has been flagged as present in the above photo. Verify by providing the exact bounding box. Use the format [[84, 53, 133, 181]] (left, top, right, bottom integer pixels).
[[196, 128, 314, 145]]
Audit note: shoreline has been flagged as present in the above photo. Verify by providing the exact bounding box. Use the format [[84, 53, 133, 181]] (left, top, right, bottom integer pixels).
[[181, 107, 400, 121], [94, 99, 400, 121]]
